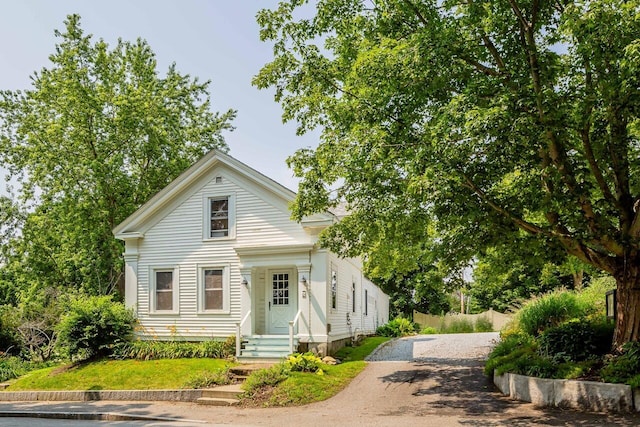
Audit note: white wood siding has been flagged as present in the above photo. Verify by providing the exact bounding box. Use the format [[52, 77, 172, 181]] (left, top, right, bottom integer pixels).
[[325, 253, 388, 340], [134, 165, 313, 339]]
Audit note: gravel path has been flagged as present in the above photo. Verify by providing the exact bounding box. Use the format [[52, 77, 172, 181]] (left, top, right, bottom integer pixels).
[[366, 332, 499, 361]]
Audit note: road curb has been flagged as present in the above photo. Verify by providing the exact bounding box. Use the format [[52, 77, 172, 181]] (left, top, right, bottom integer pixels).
[[0, 410, 207, 423], [0, 389, 203, 402]]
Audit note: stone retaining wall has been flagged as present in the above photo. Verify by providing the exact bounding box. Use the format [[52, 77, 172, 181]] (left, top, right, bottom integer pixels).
[[0, 389, 203, 402], [494, 372, 639, 413]]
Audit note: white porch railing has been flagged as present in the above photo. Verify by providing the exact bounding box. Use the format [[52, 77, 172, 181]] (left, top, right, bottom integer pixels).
[[289, 310, 302, 354], [236, 310, 251, 357]]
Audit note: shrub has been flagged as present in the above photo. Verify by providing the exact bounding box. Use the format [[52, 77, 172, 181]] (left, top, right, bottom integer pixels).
[[537, 319, 613, 362], [575, 276, 615, 316], [113, 336, 235, 360], [241, 363, 290, 397], [420, 326, 437, 334], [0, 306, 20, 354], [57, 295, 135, 360], [0, 356, 52, 382], [515, 290, 587, 336], [484, 333, 535, 376], [601, 342, 640, 385], [285, 352, 324, 374], [183, 367, 233, 388], [0, 356, 29, 382], [376, 317, 417, 337], [442, 318, 474, 334], [485, 345, 554, 377], [474, 317, 494, 332]]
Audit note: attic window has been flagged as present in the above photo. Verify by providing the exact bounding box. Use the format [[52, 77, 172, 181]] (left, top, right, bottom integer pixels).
[[204, 194, 236, 240], [210, 197, 229, 237], [215, 176, 223, 184]]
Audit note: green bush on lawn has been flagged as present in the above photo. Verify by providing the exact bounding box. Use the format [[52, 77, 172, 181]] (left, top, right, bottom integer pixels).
[[376, 317, 419, 337]]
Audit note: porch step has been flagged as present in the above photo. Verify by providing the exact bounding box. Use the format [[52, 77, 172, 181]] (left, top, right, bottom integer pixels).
[[239, 335, 298, 360]]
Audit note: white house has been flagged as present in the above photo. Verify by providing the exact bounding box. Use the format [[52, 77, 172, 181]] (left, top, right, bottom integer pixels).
[[113, 150, 389, 359]]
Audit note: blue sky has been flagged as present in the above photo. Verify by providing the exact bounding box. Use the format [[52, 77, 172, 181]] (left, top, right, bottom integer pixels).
[[0, 0, 319, 196]]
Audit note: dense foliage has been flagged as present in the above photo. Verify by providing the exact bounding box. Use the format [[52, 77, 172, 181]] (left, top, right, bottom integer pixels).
[[0, 14, 234, 298], [375, 317, 418, 337], [57, 295, 135, 360], [256, 0, 640, 347], [485, 281, 618, 381], [113, 337, 235, 360]]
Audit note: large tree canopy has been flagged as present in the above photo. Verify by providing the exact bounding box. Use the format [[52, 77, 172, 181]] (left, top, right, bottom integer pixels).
[[255, 0, 640, 347], [0, 15, 235, 296]]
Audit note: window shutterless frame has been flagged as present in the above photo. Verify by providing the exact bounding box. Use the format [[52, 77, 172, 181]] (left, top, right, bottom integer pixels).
[[203, 194, 236, 240], [150, 267, 179, 314], [197, 264, 230, 314]]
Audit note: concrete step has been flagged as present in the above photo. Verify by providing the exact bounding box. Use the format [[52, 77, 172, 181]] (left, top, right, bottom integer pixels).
[[230, 364, 274, 376], [196, 397, 239, 406], [201, 385, 243, 399]]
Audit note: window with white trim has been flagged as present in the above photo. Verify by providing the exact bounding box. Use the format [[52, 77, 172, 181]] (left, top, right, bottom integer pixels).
[[151, 267, 179, 313], [365, 289, 369, 316], [198, 265, 230, 313], [331, 270, 337, 310], [352, 281, 356, 313], [204, 194, 236, 240]]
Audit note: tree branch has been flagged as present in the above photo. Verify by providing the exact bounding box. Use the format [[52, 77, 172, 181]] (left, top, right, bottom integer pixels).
[[456, 167, 549, 236]]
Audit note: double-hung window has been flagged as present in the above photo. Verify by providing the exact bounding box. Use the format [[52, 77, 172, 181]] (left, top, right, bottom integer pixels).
[[152, 267, 179, 314], [198, 265, 230, 313]]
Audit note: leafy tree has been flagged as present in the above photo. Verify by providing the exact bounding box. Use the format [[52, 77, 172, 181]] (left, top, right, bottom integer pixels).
[[0, 15, 235, 296], [469, 235, 586, 312], [255, 0, 640, 347]]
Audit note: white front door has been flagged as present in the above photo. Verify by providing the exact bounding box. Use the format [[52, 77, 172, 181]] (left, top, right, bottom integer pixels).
[[267, 269, 296, 335]]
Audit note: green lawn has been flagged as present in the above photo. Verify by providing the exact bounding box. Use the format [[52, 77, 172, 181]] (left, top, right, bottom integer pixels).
[[7, 358, 232, 391], [334, 336, 391, 361]]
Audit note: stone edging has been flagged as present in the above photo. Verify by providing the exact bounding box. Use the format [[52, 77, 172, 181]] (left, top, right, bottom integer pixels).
[[0, 389, 203, 402], [494, 372, 640, 413]]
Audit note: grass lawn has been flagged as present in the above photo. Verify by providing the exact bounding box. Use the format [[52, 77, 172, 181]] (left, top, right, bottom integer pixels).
[[7, 358, 232, 391], [333, 336, 391, 362], [245, 336, 391, 407]]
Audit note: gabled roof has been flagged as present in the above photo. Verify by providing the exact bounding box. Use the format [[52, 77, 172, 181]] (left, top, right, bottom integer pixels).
[[113, 150, 335, 239]]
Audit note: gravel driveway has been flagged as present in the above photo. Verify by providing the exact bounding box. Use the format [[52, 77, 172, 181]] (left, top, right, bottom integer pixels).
[[366, 332, 499, 361]]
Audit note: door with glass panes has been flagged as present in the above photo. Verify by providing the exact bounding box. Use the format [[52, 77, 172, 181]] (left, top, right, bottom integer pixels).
[[266, 269, 296, 334]]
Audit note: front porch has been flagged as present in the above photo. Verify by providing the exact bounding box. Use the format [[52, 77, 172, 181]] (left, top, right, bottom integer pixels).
[[233, 244, 313, 361]]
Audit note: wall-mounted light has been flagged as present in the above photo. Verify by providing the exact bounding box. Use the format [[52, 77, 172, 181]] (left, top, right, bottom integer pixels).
[[301, 275, 308, 287], [241, 277, 248, 286]]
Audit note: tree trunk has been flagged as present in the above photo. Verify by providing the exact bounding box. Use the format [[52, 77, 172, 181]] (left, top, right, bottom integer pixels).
[[572, 270, 584, 290], [613, 262, 640, 349]]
